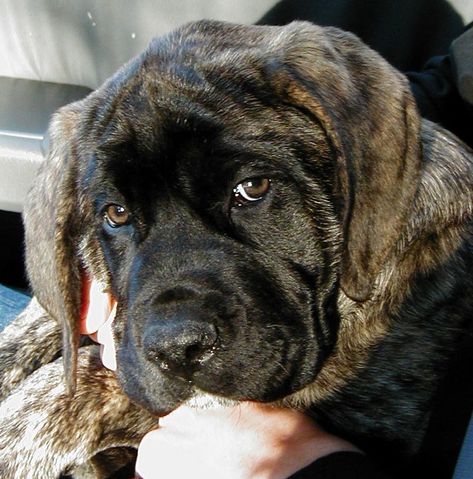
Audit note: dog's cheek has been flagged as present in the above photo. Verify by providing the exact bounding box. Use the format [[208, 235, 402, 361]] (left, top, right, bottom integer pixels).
[[98, 232, 139, 301], [191, 286, 324, 400]]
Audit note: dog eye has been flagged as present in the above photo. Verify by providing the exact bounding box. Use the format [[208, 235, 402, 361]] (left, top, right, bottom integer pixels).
[[104, 204, 130, 228], [233, 178, 271, 207]]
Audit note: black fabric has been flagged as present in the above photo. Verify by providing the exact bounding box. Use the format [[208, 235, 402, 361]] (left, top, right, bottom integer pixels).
[[452, 22, 473, 105], [288, 452, 394, 479], [407, 53, 473, 147], [408, 329, 473, 479], [258, 0, 466, 71], [0, 210, 27, 289], [406, 22, 473, 149]]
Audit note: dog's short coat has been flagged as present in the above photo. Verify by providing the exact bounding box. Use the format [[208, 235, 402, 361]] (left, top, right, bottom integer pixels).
[[0, 20, 472, 479]]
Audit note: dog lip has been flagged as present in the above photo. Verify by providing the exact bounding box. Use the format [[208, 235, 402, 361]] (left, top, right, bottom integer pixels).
[[185, 390, 240, 409], [117, 355, 195, 416]]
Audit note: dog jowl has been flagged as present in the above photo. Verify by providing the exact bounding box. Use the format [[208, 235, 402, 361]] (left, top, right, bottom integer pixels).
[[23, 19, 473, 465]]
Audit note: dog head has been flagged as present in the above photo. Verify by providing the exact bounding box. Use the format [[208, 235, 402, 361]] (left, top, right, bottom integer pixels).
[[24, 21, 421, 414]]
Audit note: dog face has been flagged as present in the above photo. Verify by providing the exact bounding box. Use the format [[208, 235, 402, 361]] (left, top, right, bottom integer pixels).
[[86, 71, 342, 413], [24, 21, 421, 415]]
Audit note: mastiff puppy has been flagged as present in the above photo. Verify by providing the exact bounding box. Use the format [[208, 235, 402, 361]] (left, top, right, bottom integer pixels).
[[0, 20, 472, 479]]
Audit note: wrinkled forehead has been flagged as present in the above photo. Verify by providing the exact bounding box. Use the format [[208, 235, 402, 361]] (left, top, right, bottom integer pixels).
[[89, 77, 289, 178], [77, 24, 331, 202], [100, 40, 282, 141], [84, 40, 306, 162]]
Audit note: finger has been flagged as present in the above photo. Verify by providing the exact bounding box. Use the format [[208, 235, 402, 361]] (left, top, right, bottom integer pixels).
[[98, 302, 118, 370], [100, 343, 117, 371], [96, 301, 117, 344], [79, 276, 114, 335], [135, 429, 161, 479], [157, 405, 196, 429]]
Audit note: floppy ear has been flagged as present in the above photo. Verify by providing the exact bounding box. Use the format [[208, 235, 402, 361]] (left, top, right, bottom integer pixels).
[[268, 22, 422, 301], [23, 105, 86, 393]]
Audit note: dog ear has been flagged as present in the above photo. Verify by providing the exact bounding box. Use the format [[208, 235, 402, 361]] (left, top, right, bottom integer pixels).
[[23, 105, 85, 393], [268, 22, 422, 301]]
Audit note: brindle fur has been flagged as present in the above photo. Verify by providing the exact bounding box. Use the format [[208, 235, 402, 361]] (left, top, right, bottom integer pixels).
[[0, 20, 472, 478]]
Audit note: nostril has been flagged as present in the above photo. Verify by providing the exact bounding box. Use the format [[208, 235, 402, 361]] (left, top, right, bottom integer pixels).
[[185, 333, 218, 364], [186, 342, 204, 363]]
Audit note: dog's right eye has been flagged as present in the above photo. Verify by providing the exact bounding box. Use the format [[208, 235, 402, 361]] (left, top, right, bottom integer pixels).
[[104, 204, 130, 228], [232, 178, 271, 207]]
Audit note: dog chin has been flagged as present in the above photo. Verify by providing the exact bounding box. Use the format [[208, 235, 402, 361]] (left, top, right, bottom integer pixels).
[[137, 389, 239, 417], [184, 390, 241, 410]]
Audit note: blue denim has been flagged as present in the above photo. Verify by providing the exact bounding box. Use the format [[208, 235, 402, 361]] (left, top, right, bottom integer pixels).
[[0, 283, 30, 332], [453, 413, 473, 479]]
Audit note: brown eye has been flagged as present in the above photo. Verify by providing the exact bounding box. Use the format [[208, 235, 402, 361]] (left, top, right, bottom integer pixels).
[[233, 178, 271, 206], [104, 204, 130, 228]]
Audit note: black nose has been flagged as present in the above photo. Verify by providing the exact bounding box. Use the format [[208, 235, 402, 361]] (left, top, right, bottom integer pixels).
[[143, 318, 218, 378]]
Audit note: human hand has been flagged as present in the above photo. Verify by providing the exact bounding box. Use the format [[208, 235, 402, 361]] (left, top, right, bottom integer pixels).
[[135, 402, 361, 479], [79, 274, 117, 370]]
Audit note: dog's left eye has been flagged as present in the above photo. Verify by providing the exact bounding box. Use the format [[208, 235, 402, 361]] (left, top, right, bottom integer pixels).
[[104, 204, 130, 228], [233, 178, 271, 207]]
